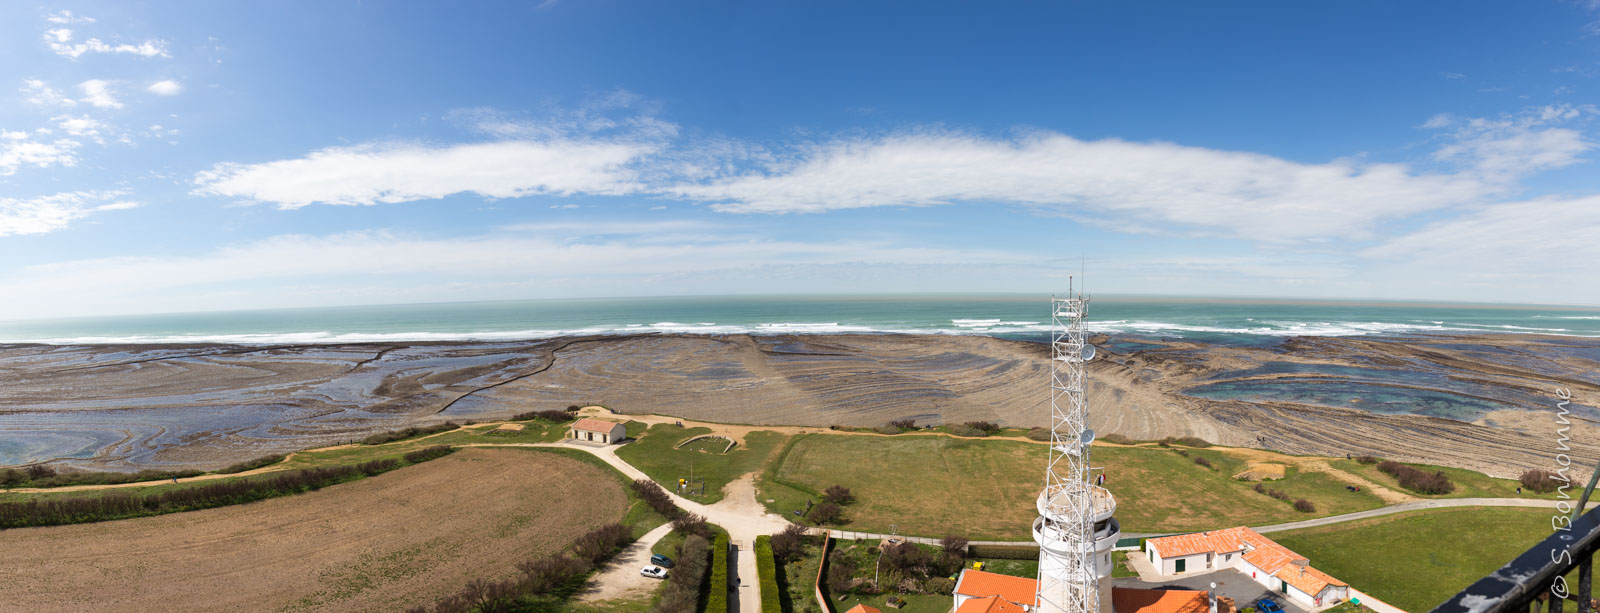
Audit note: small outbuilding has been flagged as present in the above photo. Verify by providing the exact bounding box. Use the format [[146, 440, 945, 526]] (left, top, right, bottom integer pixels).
[[570, 418, 627, 444]]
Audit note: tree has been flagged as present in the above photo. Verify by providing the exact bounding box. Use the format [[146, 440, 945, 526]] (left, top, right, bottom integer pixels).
[[771, 524, 808, 563], [809, 501, 843, 525], [823, 485, 854, 505], [940, 535, 969, 559]]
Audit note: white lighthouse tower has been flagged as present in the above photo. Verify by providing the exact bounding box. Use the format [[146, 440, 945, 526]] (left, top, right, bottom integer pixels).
[[1033, 281, 1121, 613]]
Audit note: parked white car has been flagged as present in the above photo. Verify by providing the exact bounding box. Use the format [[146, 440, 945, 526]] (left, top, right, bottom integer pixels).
[[641, 565, 669, 579]]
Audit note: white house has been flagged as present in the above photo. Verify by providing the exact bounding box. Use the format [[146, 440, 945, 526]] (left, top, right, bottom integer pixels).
[[569, 418, 626, 444], [1145, 527, 1349, 609]]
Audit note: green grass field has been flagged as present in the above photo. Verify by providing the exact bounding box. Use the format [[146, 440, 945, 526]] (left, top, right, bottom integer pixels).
[[1272, 507, 1562, 611], [616, 424, 787, 504], [762, 434, 1386, 537], [1331, 459, 1555, 499]]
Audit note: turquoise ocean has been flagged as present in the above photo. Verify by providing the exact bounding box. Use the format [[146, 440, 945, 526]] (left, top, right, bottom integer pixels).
[[1, 294, 1598, 345]]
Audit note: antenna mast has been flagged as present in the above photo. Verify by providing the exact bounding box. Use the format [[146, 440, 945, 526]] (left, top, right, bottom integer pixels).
[[1035, 277, 1119, 613]]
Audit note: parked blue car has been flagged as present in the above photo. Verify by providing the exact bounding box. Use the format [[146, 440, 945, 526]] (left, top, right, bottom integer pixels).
[[1254, 599, 1284, 613]]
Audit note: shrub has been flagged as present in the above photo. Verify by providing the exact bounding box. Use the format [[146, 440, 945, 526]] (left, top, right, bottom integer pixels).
[[1193, 456, 1213, 469], [403, 445, 454, 464], [1253, 483, 1266, 494], [823, 485, 854, 505], [1293, 498, 1316, 513], [572, 522, 631, 564], [25, 465, 56, 480], [809, 501, 843, 525], [826, 549, 858, 593], [967, 543, 1041, 560], [516, 554, 591, 595], [672, 512, 711, 540], [963, 421, 1001, 434], [706, 533, 730, 613], [1355, 455, 1382, 465], [922, 576, 957, 595], [360, 422, 459, 445], [940, 535, 969, 558], [873, 425, 905, 435], [947, 424, 989, 438], [0, 469, 23, 487], [357, 459, 400, 475], [510, 409, 573, 422], [1521, 469, 1563, 494], [883, 542, 932, 574], [1162, 436, 1212, 448], [217, 454, 286, 474], [1025, 428, 1052, 442], [1100, 433, 1138, 445], [888, 418, 917, 430], [657, 534, 711, 613], [1378, 461, 1455, 495], [755, 535, 781, 613], [632, 478, 683, 518], [1175, 449, 1189, 457], [771, 523, 808, 562]]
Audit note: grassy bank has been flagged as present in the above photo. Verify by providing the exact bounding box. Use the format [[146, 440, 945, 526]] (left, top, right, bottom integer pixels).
[[618, 424, 787, 504], [1272, 507, 1563, 611], [761, 434, 1387, 537], [1331, 458, 1554, 499]]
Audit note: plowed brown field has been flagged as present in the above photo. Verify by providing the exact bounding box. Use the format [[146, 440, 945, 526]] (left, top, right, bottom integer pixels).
[[0, 448, 625, 612]]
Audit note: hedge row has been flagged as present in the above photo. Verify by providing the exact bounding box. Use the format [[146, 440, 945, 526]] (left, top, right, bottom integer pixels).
[[407, 522, 632, 613], [755, 535, 781, 613], [966, 543, 1040, 560], [359, 422, 460, 445], [0, 449, 452, 529], [0, 466, 203, 488], [705, 533, 730, 613]]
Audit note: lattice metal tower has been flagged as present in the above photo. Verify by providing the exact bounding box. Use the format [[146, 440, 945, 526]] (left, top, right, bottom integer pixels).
[[1034, 280, 1119, 613]]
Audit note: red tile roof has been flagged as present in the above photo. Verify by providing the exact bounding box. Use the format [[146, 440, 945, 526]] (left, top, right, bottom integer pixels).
[[955, 569, 1037, 607], [572, 418, 622, 432], [843, 605, 883, 613], [1147, 526, 1347, 597], [1112, 587, 1210, 613], [1274, 564, 1346, 596], [955, 595, 1029, 613]]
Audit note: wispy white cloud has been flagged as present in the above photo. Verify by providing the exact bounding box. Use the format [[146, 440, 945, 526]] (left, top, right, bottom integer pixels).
[[50, 115, 106, 144], [45, 10, 94, 24], [667, 130, 1487, 242], [1442, 72, 1466, 80], [0, 191, 135, 237], [146, 80, 182, 96], [1428, 104, 1597, 181], [192, 140, 656, 209], [0, 137, 80, 176], [21, 79, 76, 107], [78, 79, 122, 108], [0, 229, 1035, 318], [46, 27, 169, 59]]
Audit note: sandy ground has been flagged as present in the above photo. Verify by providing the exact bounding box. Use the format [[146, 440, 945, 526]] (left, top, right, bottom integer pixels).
[[0, 448, 626, 613], [3, 332, 1597, 479]]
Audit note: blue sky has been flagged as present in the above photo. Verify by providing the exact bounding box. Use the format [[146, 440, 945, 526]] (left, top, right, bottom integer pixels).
[[2, 1, 1599, 319]]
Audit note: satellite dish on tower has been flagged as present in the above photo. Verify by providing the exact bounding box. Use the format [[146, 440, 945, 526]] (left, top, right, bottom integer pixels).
[[1053, 344, 1097, 363], [1080, 429, 1096, 446]]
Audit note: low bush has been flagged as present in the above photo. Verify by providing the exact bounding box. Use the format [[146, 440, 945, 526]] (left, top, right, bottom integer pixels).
[[360, 422, 460, 445], [1193, 456, 1213, 469], [967, 543, 1040, 560], [888, 418, 917, 430], [826, 549, 858, 593], [1378, 460, 1455, 495], [755, 535, 781, 613], [1521, 469, 1563, 494], [2, 466, 206, 488], [706, 533, 730, 613], [217, 454, 287, 474], [403, 445, 455, 464], [1100, 433, 1138, 445], [1025, 428, 1052, 442], [941, 535, 969, 559], [410, 522, 631, 613], [947, 424, 990, 438], [922, 576, 956, 595], [656, 534, 711, 613], [963, 421, 1001, 434], [823, 485, 854, 505], [672, 512, 711, 540], [1293, 498, 1316, 513], [510, 409, 573, 422], [874, 425, 905, 435], [1355, 454, 1382, 465], [632, 478, 683, 518], [809, 501, 843, 525], [770, 523, 808, 562], [1161, 436, 1213, 448]]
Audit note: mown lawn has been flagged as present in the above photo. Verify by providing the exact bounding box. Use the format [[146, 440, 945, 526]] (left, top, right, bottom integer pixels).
[[616, 424, 787, 504], [1330, 459, 1555, 499], [1272, 507, 1567, 611], [763, 434, 1385, 538]]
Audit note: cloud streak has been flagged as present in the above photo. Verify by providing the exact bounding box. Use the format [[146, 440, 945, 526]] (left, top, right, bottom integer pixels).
[[0, 191, 137, 237]]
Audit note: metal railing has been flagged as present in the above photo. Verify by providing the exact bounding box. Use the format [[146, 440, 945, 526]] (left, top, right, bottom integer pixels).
[[1432, 504, 1600, 613]]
